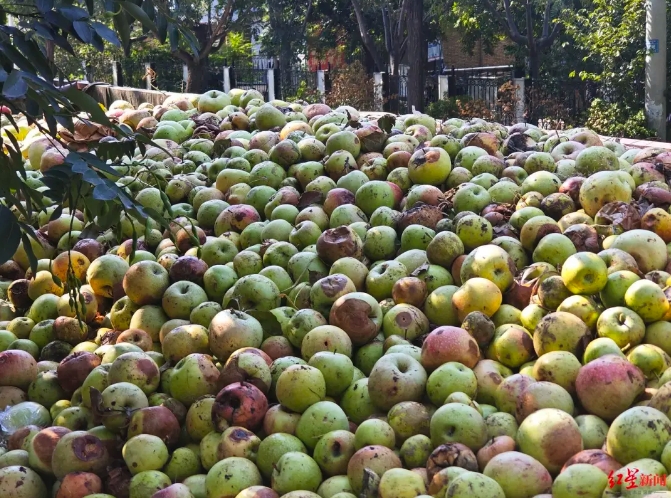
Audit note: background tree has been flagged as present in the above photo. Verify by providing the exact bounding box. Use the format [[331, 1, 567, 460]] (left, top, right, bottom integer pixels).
[[406, 0, 426, 111], [350, 0, 439, 111], [157, 0, 261, 93], [265, 0, 312, 97], [562, 0, 645, 104], [440, 0, 566, 80]]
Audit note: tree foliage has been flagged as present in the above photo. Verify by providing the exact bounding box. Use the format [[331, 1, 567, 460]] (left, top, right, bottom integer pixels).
[[562, 0, 645, 105], [435, 0, 567, 78], [0, 0, 178, 272]]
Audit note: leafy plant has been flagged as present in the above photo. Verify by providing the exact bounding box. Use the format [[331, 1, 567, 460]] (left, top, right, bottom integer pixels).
[[325, 61, 375, 110], [426, 94, 496, 121], [562, 0, 646, 112], [285, 80, 323, 104], [585, 99, 656, 139]]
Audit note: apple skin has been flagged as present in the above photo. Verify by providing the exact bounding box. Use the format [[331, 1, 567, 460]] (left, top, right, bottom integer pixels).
[[198, 90, 232, 113], [426, 361, 478, 406], [354, 418, 396, 450], [86, 254, 129, 299], [421, 326, 481, 371], [560, 252, 608, 295], [100, 382, 149, 432], [122, 434, 169, 475], [347, 445, 402, 495], [275, 365, 326, 413], [430, 402, 488, 451], [308, 352, 354, 396], [329, 292, 383, 346], [168, 353, 220, 406], [217, 426, 261, 461], [368, 353, 427, 411], [127, 405, 181, 448], [208, 309, 263, 363], [460, 244, 516, 293], [624, 279, 670, 323], [205, 457, 263, 498], [122, 260, 171, 307], [256, 432, 307, 479], [107, 351, 160, 395], [161, 281, 208, 320], [212, 382, 268, 431], [596, 306, 645, 349], [271, 451, 323, 495], [313, 430, 356, 477], [50, 431, 110, 480], [262, 405, 301, 437], [575, 354, 645, 421]]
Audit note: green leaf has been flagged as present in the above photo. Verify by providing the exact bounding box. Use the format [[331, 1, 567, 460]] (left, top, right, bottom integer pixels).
[[13, 36, 53, 80], [113, 11, 131, 54], [49, 205, 64, 221], [93, 184, 118, 201], [156, 12, 168, 43], [59, 6, 89, 21], [36, 0, 54, 13], [90, 32, 105, 52], [0, 206, 21, 263], [32, 22, 55, 40], [50, 30, 75, 54], [20, 233, 39, 275], [3, 70, 28, 98], [62, 87, 112, 127], [142, 0, 156, 21], [44, 11, 71, 31], [97, 204, 123, 230], [0, 43, 36, 73], [179, 25, 200, 57], [168, 23, 179, 51], [72, 21, 93, 43], [120, 1, 158, 33], [92, 22, 121, 47]]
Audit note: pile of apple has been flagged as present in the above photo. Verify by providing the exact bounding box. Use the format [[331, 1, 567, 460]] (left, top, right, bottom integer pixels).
[[4, 88, 671, 498]]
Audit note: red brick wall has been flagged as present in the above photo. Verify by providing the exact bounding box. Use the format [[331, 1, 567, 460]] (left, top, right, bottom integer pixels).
[[441, 29, 513, 68]]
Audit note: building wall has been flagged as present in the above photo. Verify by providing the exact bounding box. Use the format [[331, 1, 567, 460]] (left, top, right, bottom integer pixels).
[[441, 29, 513, 68]]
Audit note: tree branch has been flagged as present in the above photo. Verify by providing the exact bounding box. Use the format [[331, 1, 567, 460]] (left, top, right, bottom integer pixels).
[[483, 0, 526, 45], [537, 0, 562, 48], [525, 0, 534, 51], [542, 0, 552, 38], [201, 0, 235, 59], [302, 0, 313, 37], [351, 0, 386, 71], [396, 0, 410, 40], [129, 34, 150, 44], [382, 6, 393, 54], [399, 36, 408, 61], [538, 21, 561, 49], [174, 49, 194, 65]]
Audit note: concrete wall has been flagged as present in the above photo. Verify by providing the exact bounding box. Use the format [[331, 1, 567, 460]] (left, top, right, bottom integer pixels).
[[88, 85, 179, 108]]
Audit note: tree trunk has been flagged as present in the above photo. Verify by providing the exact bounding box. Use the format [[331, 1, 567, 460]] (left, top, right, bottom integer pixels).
[[406, 0, 425, 112], [185, 59, 209, 93], [528, 50, 540, 84], [278, 42, 293, 101], [388, 49, 398, 77]]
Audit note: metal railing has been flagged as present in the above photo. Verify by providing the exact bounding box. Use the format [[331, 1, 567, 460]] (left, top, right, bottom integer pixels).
[[230, 62, 270, 101], [447, 65, 514, 109]]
